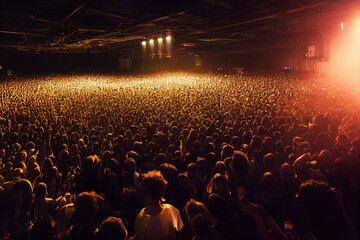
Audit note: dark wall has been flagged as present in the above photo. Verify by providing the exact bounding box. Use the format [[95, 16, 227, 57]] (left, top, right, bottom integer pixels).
[[0, 44, 305, 75], [0, 50, 120, 74], [201, 46, 302, 71]]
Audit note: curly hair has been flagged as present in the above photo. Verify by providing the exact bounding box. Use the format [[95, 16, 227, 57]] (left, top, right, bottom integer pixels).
[[140, 170, 167, 202]]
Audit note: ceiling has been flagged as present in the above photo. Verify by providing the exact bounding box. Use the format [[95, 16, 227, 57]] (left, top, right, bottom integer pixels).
[[0, 0, 357, 54]]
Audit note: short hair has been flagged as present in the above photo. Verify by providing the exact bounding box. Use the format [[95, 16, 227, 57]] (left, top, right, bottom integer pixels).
[[33, 182, 47, 199], [124, 158, 137, 173], [185, 199, 207, 219], [95, 217, 127, 240], [140, 170, 167, 202], [74, 191, 99, 222]]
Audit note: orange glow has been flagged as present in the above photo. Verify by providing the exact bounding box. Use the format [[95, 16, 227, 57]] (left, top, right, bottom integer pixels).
[[317, 16, 360, 87], [141, 41, 146, 46], [158, 37, 163, 43], [356, 19, 360, 35], [166, 36, 171, 41], [149, 39, 154, 44]]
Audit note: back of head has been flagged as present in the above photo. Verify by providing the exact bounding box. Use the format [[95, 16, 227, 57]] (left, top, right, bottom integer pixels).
[[207, 193, 231, 221], [74, 191, 98, 223], [261, 172, 278, 190], [140, 170, 167, 202], [233, 151, 249, 176], [280, 163, 295, 182], [159, 163, 178, 183], [296, 180, 349, 239], [263, 153, 277, 171], [185, 199, 207, 219], [213, 161, 226, 175], [124, 158, 137, 174], [13, 179, 33, 212], [95, 217, 127, 240], [33, 182, 47, 199]]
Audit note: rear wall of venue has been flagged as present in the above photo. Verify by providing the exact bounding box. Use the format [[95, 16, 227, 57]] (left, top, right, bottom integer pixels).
[[0, 50, 120, 74], [1, 45, 304, 75]]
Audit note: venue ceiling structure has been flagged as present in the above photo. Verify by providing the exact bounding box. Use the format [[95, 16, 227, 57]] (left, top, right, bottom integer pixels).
[[0, 0, 358, 54]]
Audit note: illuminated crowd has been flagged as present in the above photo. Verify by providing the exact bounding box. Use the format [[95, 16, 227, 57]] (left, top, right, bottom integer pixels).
[[0, 72, 359, 240]]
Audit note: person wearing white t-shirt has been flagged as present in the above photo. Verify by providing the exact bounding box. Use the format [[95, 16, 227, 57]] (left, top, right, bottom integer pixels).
[[134, 170, 184, 240]]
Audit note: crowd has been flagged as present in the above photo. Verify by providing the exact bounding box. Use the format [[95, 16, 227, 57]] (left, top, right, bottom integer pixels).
[[0, 72, 359, 240]]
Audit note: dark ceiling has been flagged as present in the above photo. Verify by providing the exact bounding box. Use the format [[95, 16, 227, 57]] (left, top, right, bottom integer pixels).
[[0, 0, 358, 54]]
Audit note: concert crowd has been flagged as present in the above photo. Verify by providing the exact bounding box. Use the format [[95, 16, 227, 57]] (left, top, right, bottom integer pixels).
[[0, 72, 359, 240]]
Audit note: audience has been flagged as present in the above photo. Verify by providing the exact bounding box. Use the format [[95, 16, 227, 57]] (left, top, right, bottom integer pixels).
[[0, 72, 359, 240]]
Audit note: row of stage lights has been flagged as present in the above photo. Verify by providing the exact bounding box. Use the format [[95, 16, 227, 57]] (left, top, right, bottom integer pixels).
[[141, 36, 172, 46]]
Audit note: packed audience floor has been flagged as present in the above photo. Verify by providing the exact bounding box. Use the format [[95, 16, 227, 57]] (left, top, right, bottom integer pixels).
[[0, 72, 359, 240]]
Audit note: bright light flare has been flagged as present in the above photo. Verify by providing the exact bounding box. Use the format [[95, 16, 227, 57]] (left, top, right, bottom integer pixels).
[[158, 37, 163, 43], [356, 19, 360, 35], [141, 41, 146, 46], [149, 39, 155, 54], [318, 16, 360, 87], [165, 36, 171, 56]]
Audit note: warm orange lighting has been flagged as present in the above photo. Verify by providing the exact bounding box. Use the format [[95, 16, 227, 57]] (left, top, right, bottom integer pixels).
[[149, 39, 154, 44], [356, 19, 360, 35], [158, 37, 163, 43], [142, 41, 146, 46], [317, 16, 360, 87], [166, 36, 171, 41]]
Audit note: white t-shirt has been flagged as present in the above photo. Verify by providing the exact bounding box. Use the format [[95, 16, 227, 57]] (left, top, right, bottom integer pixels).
[[135, 203, 184, 240]]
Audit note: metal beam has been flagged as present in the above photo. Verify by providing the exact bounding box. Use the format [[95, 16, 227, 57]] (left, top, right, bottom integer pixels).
[[86, 9, 129, 20], [0, 30, 46, 37], [206, 1, 331, 31], [61, 1, 87, 24]]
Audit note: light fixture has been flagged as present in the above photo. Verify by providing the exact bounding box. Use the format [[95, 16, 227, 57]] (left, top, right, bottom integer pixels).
[[142, 41, 146, 46]]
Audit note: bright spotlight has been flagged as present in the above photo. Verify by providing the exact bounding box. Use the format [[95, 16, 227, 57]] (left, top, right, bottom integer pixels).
[[158, 37, 163, 43], [341, 22, 344, 31], [165, 36, 171, 56], [149, 39, 155, 54], [142, 41, 146, 46]]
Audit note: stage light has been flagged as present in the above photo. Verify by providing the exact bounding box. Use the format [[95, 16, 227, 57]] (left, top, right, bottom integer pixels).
[[166, 36, 171, 41], [149, 39, 155, 55], [341, 22, 344, 31], [142, 41, 146, 46], [157, 37, 164, 56]]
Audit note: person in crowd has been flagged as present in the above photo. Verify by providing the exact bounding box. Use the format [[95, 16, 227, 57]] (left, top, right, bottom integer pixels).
[[94, 217, 127, 240], [134, 170, 183, 240], [30, 216, 57, 240]]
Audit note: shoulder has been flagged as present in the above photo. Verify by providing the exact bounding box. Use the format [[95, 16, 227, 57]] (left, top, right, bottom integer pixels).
[[163, 204, 179, 212], [135, 208, 147, 224], [163, 204, 181, 215]]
